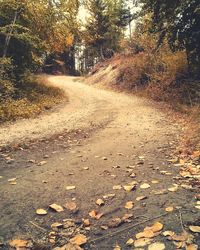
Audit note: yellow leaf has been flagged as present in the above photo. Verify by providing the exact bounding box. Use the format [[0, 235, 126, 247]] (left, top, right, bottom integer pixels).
[[136, 229, 155, 239], [148, 242, 165, 250], [10, 239, 29, 248], [96, 199, 105, 206], [36, 208, 47, 215], [126, 238, 134, 246], [70, 234, 87, 246], [144, 222, 163, 233], [125, 201, 134, 209], [189, 225, 200, 233], [165, 206, 174, 212], [49, 203, 64, 212]]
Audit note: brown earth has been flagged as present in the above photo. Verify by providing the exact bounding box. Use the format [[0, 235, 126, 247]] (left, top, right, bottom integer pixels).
[[0, 76, 199, 250]]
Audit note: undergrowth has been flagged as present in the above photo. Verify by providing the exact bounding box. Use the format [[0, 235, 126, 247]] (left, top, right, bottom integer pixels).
[[0, 75, 66, 123]]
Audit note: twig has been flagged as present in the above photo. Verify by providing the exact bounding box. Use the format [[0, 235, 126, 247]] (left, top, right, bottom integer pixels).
[[89, 212, 169, 243], [29, 221, 47, 232], [178, 210, 185, 231]]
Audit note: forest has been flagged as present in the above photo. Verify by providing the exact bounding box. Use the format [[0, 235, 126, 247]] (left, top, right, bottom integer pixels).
[[0, 0, 200, 121], [0, 1, 200, 249]]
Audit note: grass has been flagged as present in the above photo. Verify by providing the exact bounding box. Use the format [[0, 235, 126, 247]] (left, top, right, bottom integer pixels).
[[0, 76, 66, 123]]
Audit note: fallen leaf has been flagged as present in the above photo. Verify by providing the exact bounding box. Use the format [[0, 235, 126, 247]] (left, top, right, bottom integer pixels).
[[49, 203, 64, 212], [82, 219, 90, 227], [113, 245, 121, 250], [162, 231, 175, 237], [113, 185, 122, 190], [103, 193, 116, 199], [36, 208, 47, 215], [189, 225, 200, 233], [122, 213, 134, 222], [108, 218, 122, 228], [168, 184, 178, 192], [9, 239, 29, 248], [144, 222, 163, 233], [123, 181, 137, 191], [165, 207, 174, 212], [186, 244, 198, 250], [151, 180, 159, 184], [66, 186, 76, 190], [70, 234, 87, 246], [64, 202, 77, 211], [134, 238, 152, 247], [101, 225, 108, 230], [83, 167, 89, 170], [136, 196, 147, 201], [136, 229, 155, 239], [51, 222, 63, 229], [89, 210, 103, 220], [126, 238, 134, 246], [38, 161, 47, 166], [96, 199, 105, 206], [130, 173, 136, 178], [8, 178, 17, 182], [140, 183, 150, 189], [170, 231, 189, 242], [151, 189, 167, 195], [125, 201, 134, 209], [53, 243, 83, 250], [148, 242, 165, 250]]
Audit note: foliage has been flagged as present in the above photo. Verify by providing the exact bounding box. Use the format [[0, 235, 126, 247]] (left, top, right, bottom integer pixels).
[[0, 75, 65, 123], [139, 0, 200, 78], [83, 0, 131, 66]]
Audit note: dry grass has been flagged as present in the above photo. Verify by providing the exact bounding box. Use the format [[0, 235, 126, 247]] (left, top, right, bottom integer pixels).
[[0, 76, 66, 123]]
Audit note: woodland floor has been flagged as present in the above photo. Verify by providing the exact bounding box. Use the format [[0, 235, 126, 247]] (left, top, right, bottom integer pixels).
[[0, 76, 199, 250]]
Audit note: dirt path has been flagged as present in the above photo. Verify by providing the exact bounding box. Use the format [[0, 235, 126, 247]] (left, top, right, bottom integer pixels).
[[0, 76, 199, 249]]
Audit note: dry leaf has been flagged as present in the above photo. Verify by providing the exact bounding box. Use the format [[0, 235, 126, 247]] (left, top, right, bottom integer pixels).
[[170, 231, 189, 242], [51, 222, 63, 229], [162, 231, 175, 237], [125, 201, 134, 209], [49, 203, 64, 212], [123, 181, 137, 191], [165, 207, 174, 212], [70, 234, 87, 246], [126, 238, 134, 246], [148, 242, 165, 250], [168, 184, 178, 192], [103, 194, 116, 199], [122, 213, 134, 222], [66, 186, 76, 190], [53, 243, 83, 250], [96, 199, 105, 206], [36, 208, 47, 215], [108, 218, 122, 228], [151, 189, 167, 195], [186, 244, 198, 250], [134, 238, 152, 247], [189, 225, 200, 233], [113, 245, 121, 250], [89, 210, 103, 220], [64, 202, 77, 211], [136, 196, 147, 201], [136, 229, 155, 239], [82, 219, 90, 227], [140, 183, 150, 189], [151, 180, 159, 184], [113, 185, 122, 190], [10, 239, 29, 248], [38, 161, 47, 166], [144, 222, 163, 233]]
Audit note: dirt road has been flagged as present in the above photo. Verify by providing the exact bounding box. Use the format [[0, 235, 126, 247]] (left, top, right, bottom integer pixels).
[[0, 76, 199, 249]]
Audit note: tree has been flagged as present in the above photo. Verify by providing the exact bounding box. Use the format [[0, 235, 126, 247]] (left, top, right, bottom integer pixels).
[[84, 0, 130, 64], [139, 0, 200, 79]]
